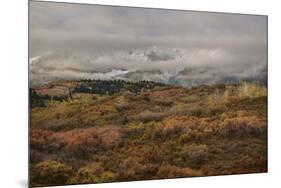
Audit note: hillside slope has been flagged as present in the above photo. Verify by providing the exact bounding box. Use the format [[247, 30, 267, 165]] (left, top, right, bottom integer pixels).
[[29, 80, 267, 187]]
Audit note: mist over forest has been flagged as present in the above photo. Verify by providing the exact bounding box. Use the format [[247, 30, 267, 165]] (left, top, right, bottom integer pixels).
[[29, 48, 267, 87], [29, 2, 267, 87]]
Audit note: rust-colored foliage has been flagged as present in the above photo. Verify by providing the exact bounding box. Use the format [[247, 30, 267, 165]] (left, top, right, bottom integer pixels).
[[30, 81, 267, 187]]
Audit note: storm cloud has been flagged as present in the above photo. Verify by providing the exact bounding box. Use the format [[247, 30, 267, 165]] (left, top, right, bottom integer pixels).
[[29, 1, 267, 87]]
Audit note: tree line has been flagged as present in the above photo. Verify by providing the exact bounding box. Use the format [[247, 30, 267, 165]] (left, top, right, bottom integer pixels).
[[73, 79, 165, 95], [30, 79, 165, 107]]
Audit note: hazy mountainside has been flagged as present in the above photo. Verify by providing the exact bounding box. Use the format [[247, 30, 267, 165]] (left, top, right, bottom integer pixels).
[[29, 80, 267, 187], [29, 48, 267, 87]]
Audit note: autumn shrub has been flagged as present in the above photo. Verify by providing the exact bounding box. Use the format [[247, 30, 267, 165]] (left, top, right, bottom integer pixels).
[[153, 99, 174, 107], [220, 111, 248, 120], [31, 160, 73, 187], [176, 103, 225, 117], [207, 88, 221, 106], [203, 156, 267, 176], [137, 145, 164, 164], [69, 167, 98, 184], [30, 149, 45, 164], [161, 116, 205, 142], [114, 155, 159, 180], [130, 110, 168, 123], [69, 134, 102, 159], [232, 156, 267, 173], [238, 82, 267, 99], [98, 155, 121, 173], [115, 97, 130, 112], [156, 164, 202, 178], [178, 95, 200, 103], [41, 118, 79, 131], [207, 86, 241, 106], [99, 171, 116, 182], [151, 116, 205, 141], [68, 163, 116, 184], [117, 157, 144, 180], [30, 129, 52, 151], [70, 171, 116, 184], [123, 91, 135, 100], [30, 129, 64, 152], [115, 104, 128, 112], [120, 157, 141, 170], [123, 122, 145, 139], [53, 129, 103, 159], [219, 117, 267, 138], [178, 130, 199, 144], [186, 105, 204, 117], [141, 92, 151, 102], [205, 104, 226, 116], [180, 144, 209, 166], [162, 124, 185, 138], [151, 123, 185, 141], [178, 125, 215, 144], [53, 126, 121, 159], [140, 122, 161, 140]]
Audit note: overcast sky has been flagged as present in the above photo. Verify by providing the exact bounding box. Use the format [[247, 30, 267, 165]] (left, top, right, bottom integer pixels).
[[29, 1, 267, 83]]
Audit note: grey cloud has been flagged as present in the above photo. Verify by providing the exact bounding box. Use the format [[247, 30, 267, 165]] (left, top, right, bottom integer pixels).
[[29, 1, 267, 87]]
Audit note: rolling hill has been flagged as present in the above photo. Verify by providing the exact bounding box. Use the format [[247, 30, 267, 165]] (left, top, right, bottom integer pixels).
[[29, 80, 267, 187]]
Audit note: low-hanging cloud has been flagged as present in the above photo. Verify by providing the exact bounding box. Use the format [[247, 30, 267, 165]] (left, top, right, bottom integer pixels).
[[29, 1, 267, 87]]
